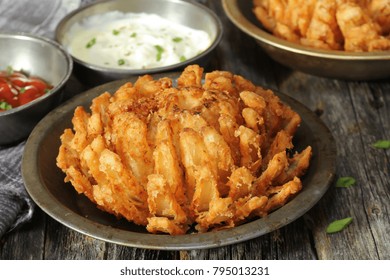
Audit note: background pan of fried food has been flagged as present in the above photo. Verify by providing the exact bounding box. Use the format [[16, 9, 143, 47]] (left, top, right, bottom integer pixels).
[[253, 0, 390, 52], [56, 65, 312, 235]]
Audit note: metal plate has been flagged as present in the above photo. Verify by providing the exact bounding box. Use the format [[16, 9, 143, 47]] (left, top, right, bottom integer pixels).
[[22, 73, 336, 250], [222, 0, 390, 80]]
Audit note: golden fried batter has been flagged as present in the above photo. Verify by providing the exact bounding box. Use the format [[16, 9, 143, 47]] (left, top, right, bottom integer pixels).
[[56, 65, 312, 235], [253, 0, 390, 52]]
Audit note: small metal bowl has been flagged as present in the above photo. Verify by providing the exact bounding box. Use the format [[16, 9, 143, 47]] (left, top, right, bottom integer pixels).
[[55, 0, 223, 85], [0, 33, 73, 146], [222, 0, 390, 80]]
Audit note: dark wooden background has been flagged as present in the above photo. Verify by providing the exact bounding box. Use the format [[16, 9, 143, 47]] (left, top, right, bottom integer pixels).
[[1, 0, 389, 260]]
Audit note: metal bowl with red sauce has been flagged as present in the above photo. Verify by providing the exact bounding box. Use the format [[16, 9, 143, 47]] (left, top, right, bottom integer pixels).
[[0, 33, 72, 145], [0, 67, 53, 111]]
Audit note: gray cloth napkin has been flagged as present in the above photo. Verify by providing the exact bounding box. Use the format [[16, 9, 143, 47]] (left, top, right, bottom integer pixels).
[[0, 141, 34, 237]]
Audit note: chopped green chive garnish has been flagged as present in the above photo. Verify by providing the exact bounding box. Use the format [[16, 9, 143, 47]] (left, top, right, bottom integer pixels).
[[86, 37, 96, 48], [118, 59, 125, 66], [326, 217, 353, 234], [336, 177, 356, 188], [372, 140, 390, 149], [155, 45, 164, 61], [112, 29, 120, 35], [172, 37, 183, 43], [0, 101, 12, 110], [6, 65, 13, 75], [19, 87, 26, 94], [130, 32, 137, 38], [180, 55, 186, 62]]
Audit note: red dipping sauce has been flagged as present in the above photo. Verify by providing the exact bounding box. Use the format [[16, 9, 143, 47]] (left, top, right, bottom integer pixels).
[[0, 67, 53, 111]]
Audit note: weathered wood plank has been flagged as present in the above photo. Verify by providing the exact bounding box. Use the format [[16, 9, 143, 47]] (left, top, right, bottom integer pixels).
[[276, 72, 390, 259], [43, 218, 107, 260], [106, 245, 179, 260]]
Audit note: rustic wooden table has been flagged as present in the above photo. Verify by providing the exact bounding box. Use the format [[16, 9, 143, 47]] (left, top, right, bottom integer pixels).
[[1, 0, 389, 260]]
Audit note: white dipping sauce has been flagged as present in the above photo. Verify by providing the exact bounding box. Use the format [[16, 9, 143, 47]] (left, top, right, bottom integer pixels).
[[64, 11, 212, 69]]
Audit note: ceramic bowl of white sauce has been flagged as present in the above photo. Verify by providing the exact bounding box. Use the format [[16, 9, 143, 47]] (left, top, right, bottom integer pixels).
[[56, 0, 223, 85]]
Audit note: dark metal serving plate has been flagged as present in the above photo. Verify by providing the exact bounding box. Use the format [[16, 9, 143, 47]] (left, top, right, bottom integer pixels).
[[22, 72, 336, 250], [222, 0, 390, 80]]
